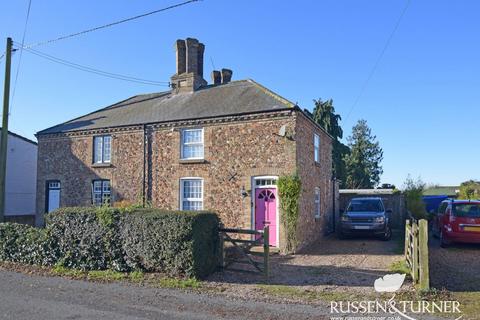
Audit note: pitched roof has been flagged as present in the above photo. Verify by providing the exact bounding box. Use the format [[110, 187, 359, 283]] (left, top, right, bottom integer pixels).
[[0, 128, 37, 145], [37, 79, 296, 135]]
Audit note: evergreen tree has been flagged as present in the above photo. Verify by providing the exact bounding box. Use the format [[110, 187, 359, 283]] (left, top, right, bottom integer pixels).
[[344, 119, 383, 188]]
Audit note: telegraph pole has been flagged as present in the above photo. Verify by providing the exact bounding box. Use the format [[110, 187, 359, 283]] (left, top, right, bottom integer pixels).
[[0, 37, 13, 222]]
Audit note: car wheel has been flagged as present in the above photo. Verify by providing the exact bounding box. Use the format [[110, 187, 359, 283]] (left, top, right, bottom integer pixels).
[[381, 226, 392, 241], [440, 230, 451, 248]]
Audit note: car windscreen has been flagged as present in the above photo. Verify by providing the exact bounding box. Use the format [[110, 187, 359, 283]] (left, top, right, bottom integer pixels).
[[453, 203, 480, 218], [347, 200, 384, 213]]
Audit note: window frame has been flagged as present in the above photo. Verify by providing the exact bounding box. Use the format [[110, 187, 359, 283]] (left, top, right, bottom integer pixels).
[[93, 135, 112, 164], [314, 133, 320, 163], [92, 179, 111, 206], [314, 187, 321, 218], [180, 128, 204, 160], [180, 178, 204, 211]]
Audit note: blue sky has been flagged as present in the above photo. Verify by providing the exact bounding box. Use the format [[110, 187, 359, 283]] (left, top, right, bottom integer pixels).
[[1, 0, 479, 187]]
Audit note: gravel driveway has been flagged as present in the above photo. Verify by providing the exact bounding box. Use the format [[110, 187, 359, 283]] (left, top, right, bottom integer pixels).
[[429, 236, 480, 291], [208, 232, 405, 294]]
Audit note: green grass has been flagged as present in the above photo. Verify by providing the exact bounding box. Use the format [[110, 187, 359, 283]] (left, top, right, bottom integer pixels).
[[389, 259, 410, 278], [50, 265, 200, 289], [87, 270, 127, 281], [156, 277, 201, 289]]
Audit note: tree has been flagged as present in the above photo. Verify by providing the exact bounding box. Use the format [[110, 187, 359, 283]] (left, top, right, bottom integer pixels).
[[312, 99, 343, 140], [344, 119, 383, 189], [403, 176, 428, 220], [311, 99, 349, 186], [459, 180, 480, 200]]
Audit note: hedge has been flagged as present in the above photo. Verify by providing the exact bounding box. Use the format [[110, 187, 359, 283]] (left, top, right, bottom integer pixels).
[[0, 207, 220, 278]]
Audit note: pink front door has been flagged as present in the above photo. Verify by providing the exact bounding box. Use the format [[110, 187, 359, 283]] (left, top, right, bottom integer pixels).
[[255, 188, 277, 246]]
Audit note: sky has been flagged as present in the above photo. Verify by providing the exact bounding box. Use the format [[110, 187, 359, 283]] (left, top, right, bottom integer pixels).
[[0, 0, 479, 187]]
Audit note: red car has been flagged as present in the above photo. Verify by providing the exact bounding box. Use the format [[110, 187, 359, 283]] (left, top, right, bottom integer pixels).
[[432, 199, 480, 247]]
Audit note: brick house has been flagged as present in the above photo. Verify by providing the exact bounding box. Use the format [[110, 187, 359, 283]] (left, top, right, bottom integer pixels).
[[36, 38, 334, 251]]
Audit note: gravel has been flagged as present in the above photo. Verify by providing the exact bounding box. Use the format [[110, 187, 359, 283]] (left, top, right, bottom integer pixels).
[[429, 235, 480, 291]]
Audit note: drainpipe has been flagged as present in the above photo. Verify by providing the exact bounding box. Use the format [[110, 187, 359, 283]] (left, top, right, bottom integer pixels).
[[331, 175, 336, 234], [142, 124, 147, 207]]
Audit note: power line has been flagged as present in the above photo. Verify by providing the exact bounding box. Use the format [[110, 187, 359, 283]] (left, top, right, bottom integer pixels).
[[10, 0, 33, 115], [20, 0, 200, 49], [17, 44, 170, 87], [344, 0, 411, 121]]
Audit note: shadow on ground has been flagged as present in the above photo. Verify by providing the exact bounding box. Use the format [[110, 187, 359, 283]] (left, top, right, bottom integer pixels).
[[207, 232, 404, 288]]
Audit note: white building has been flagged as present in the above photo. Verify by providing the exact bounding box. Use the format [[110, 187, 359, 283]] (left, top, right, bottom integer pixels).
[[1, 129, 37, 225]]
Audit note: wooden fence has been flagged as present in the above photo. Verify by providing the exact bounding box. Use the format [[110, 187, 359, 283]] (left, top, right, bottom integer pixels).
[[218, 226, 269, 279], [404, 219, 429, 290]]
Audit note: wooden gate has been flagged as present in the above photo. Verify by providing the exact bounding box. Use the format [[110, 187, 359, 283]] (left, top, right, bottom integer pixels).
[[218, 225, 270, 278], [404, 219, 429, 290]]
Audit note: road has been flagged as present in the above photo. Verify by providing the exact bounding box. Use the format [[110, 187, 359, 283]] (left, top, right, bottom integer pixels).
[[0, 270, 329, 320]]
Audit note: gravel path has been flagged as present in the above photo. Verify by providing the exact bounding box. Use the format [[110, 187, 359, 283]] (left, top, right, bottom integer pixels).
[[0, 270, 332, 320], [208, 232, 405, 294], [429, 236, 480, 291]]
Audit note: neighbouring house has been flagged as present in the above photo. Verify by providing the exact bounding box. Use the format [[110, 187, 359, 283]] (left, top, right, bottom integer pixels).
[[339, 189, 406, 229], [0, 129, 37, 225], [35, 38, 334, 251]]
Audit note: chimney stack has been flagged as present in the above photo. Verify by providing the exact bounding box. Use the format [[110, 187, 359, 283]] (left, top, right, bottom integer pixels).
[[211, 70, 221, 85], [221, 68, 233, 84], [171, 38, 207, 93]]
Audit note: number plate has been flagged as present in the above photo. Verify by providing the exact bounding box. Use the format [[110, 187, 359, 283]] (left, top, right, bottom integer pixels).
[[463, 226, 480, 232], [354, 226, 370, 230]]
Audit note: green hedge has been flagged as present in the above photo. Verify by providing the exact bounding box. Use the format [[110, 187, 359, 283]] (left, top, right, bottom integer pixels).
[[0, 207, 220, 278]]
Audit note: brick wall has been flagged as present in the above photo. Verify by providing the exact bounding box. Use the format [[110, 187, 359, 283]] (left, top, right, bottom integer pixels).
[[295, 112, 334, 251], [36, 131, 144, 224], [36, 110, 333, 250]]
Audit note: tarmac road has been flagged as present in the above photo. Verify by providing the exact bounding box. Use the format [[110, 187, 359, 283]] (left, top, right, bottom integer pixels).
[[0, 270, 330, 320]]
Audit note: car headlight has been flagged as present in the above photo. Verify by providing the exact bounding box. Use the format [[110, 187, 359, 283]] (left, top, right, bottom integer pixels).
[[374, 216, 385, 223], [341, 215, 349, 222]]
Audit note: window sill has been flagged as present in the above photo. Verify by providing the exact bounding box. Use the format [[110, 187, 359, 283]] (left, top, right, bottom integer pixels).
[[179, 159, 206, 164], [92, 163, 113, 168], [314, 215, 321, 220]]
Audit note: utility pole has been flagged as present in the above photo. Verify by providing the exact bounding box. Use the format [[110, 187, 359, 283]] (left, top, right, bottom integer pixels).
[[0, 37, 13, 222]]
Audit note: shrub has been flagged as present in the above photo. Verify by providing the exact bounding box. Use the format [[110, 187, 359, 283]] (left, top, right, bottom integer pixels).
[[0, 223, 57, 265], [46, 207, 127, 271], [403, 176, 428, 220], [278, 174, 301, 254], [0, 207, 219, 278], [120, 209, 219, 278]]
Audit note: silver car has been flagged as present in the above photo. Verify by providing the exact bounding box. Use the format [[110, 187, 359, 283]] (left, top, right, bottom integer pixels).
[[339, 197, 392, 240]]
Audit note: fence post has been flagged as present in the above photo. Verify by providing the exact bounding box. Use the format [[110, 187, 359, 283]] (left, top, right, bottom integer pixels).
[[412, 221, 418, 283], [263, 226, 269, 280], [219, 224, 225, 269], [418, 219, 430, 290], [404, 219, 410, 260]]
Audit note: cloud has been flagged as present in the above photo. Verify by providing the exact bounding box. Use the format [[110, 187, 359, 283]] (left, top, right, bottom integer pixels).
[[374, 273, 406, 292]]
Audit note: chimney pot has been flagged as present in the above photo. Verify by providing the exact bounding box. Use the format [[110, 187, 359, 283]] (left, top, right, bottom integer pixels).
[[221, 68, 233, 84], [211, 70, 221, 85], [175, 40, 186, 75]]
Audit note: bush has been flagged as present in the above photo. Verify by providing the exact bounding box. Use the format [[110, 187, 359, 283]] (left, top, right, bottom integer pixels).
[[0, 207, 219, 278], [120, 209, 219, 278], [403, 176, 428, 220], [0, 223, 57, 265], [278, 174, 301, 254], [46, 207, 127, 271]]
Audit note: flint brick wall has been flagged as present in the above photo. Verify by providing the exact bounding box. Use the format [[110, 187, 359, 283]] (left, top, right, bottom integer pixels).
[[295, 112, 334, 251], [36, 110, 333, 250]]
